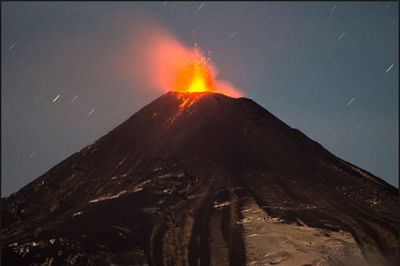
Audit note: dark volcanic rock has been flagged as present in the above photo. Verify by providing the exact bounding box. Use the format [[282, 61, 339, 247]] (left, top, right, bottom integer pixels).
[[1, 91, 399, 265]]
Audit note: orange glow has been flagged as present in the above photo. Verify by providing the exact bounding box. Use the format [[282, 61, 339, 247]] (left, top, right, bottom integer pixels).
[[177, 92, 203, 110], [174, 50, 215, 93], [118, 19, 243, 98]]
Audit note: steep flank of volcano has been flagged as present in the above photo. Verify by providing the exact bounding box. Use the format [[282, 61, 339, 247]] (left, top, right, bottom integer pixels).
[[2, 91, 399, 265]]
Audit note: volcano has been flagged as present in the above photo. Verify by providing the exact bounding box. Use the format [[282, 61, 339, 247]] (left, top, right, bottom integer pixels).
[[1, 91, 399, 265]]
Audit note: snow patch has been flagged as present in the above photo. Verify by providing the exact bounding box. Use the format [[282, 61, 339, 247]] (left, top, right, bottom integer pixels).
[[89, 190, 127, 203]]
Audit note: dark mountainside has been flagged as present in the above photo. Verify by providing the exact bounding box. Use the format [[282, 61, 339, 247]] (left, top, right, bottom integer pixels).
[[1, 91, 399, 265]]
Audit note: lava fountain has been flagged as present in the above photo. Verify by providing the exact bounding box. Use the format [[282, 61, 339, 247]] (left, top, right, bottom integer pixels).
[[173, 48, 215, 93], [118, 20, 242, 98]]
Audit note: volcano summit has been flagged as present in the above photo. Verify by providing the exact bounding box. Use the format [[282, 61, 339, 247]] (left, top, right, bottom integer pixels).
[[1, 92, 399, 265]]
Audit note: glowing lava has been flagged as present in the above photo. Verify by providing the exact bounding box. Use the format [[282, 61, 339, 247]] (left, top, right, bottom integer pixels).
[[118, 20, 243, 98], [177, 92, 204, 110], [173, 49, 215, 93]]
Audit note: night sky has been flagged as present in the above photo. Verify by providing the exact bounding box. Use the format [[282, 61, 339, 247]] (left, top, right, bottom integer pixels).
[[2, 2, 398, 196]]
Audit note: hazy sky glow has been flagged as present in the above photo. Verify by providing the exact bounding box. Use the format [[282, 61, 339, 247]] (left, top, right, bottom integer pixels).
[[2, 2, 398, 196]]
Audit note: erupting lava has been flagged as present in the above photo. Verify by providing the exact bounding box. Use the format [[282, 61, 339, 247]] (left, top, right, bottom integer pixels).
[[173, 49, 215, 94], [119, 20, 242, 98]]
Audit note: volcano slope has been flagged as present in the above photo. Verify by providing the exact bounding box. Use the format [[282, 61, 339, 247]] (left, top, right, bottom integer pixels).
[[1, 91, 399, 265]]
